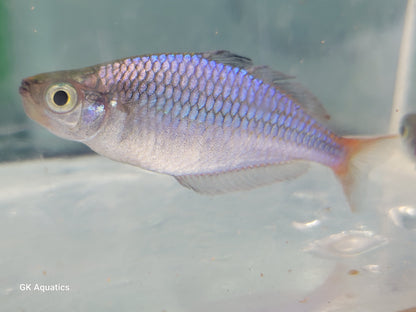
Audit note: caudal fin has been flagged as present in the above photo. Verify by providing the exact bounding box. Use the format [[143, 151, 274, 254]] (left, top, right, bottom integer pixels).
[[333, 135, 399, 211]]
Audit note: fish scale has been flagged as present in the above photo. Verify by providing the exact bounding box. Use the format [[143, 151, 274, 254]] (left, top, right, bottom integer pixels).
[[98, 52, 337, 155], [20, 50, 395, 210]]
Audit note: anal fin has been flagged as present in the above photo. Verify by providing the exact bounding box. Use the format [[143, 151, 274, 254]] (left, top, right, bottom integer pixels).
[[174, 161, 309, 195]]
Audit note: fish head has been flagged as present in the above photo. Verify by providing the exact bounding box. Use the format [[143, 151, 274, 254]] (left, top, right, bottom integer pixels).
[[19, 67, 108, 142], [400, 113, 416, 159]]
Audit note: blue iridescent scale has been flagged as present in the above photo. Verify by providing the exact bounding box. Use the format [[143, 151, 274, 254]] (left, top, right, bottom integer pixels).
[[98, 52, 342, 157]]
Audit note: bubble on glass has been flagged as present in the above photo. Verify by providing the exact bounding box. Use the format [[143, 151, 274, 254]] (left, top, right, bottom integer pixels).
[[292, 219, 321, 230], [362, 264, 381, 274], [304, 230, 388, 258], [388, 205, 416, 230]]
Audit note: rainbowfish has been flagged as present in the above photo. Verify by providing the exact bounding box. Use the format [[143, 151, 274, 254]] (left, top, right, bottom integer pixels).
[[400, 113, 416, 162], [19, 50, 396, 209]]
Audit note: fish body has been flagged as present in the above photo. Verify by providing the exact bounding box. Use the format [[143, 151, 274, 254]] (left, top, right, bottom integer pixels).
[[19, 51, 395, 207]]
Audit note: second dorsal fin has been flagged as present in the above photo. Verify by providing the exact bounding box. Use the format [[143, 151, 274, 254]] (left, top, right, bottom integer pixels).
[[247, 66, 330, 123], [201, 50, 330, 123], [247, 65, 295, 82], [272, 80, 331, 123]]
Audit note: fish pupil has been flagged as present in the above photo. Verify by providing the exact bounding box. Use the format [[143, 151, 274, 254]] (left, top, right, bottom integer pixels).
[[53, 90, 69, 106]]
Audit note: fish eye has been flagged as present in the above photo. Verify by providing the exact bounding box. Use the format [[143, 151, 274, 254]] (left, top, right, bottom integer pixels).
[[45, 83, 78, 113], [400, 124, 407, 137]]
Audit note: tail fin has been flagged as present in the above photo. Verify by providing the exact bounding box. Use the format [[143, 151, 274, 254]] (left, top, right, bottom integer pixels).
[[333, 135, 399, 211]]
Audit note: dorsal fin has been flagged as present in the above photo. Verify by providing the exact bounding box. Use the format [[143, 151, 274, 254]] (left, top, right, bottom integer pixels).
[[247, 66, 330, 123], [201, 50, 330, 124], [247, 65, 295, 82], [273, 80, 330, 123], [201, 50, 253, 69]]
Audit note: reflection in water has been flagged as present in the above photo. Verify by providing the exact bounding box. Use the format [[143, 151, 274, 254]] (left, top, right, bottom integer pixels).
[[304, 230, 388, 258], [388, 205, 416, 230], [292, 219, 321, 230]]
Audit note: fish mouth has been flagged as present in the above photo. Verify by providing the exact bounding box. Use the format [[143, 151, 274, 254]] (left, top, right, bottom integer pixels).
[[19, 79, 31, 96], [19, 78, 42, 124]]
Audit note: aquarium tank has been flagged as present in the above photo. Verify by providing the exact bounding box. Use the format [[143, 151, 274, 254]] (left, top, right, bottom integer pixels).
[[1, 0, 416, 311]]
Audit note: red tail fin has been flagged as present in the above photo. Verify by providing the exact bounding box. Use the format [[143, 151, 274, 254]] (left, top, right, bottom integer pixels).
[[333, 135, 399, 211]]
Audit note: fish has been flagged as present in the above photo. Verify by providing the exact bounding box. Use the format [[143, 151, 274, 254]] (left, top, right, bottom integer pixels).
[[19, 50, 396, 209], [400, 113, 416, 162]]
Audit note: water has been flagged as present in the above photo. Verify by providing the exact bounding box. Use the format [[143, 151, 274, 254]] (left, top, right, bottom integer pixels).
[[1, 1, 415, 311]]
